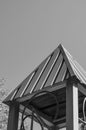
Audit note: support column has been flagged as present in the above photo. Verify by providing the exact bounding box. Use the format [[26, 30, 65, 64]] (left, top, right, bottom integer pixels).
[[66, 83, 78, 130], [7, 102, 19, 130]]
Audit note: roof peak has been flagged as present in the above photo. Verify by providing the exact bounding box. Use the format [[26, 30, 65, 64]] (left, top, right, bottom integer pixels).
[[3, 44, 86, 103]]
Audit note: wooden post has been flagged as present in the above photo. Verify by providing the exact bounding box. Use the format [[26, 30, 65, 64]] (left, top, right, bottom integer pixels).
[[7, 102, 19, 130], [66, 83, 78, 130]]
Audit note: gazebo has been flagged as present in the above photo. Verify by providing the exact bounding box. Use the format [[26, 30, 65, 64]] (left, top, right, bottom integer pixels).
[[3, 44, 86, 130]]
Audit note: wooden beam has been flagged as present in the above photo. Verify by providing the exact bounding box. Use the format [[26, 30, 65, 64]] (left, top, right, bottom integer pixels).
[[66, 84, 78, 130], [7, 102, 19, 130], [17, 81, 66, 103]]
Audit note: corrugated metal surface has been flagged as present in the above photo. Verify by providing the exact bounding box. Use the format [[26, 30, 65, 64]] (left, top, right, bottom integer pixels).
[[3, 44, 86, 103]]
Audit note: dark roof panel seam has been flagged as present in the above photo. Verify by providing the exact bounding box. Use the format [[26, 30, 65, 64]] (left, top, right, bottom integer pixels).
[[42, 51, 61, 88], [29, 55, 52, 93], [39, 50, 61, 90], [61, 65, 68, 81], [53, 59, 64, 84], [50, 54, 64, 86], [19, 72, 36, 97], [22, 69, 39, 96]]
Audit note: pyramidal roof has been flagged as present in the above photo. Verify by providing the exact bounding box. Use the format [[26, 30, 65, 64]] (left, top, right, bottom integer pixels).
[[3, 44, 86, 103]]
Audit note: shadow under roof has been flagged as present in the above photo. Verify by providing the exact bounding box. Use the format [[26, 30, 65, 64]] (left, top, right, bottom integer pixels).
[[3, 44, 86, 104]]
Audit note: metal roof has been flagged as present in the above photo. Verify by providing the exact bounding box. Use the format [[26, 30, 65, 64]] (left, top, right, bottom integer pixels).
[[3, 44, 86, 103]]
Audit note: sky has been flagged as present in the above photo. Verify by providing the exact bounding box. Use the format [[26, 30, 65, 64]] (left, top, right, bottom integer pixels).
[[0, 1, 86, 129], [0, 0, 86, 92]]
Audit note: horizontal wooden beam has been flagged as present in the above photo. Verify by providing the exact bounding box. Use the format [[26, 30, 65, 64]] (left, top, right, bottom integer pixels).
[[17, 81, 66, 103]]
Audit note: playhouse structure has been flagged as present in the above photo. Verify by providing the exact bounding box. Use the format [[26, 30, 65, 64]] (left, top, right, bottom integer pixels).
[[3, 44, 86, 130]]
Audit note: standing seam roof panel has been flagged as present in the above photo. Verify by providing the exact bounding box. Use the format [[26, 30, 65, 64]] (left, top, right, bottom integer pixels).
[[43, 53, 63, 87], [23, 54, 52, 95], [31, 48, 60, 93]]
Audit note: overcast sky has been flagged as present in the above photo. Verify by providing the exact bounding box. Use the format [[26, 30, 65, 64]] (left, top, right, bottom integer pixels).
[[0, 0, 86, 94]]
